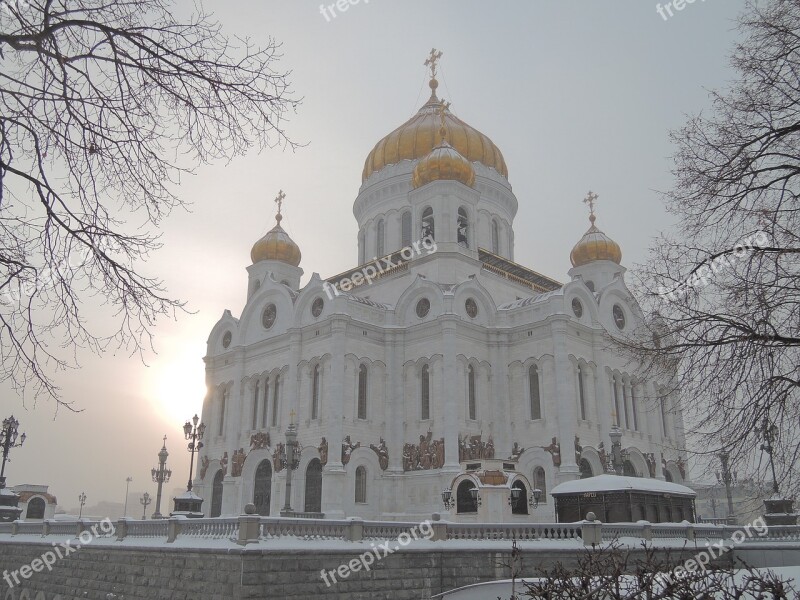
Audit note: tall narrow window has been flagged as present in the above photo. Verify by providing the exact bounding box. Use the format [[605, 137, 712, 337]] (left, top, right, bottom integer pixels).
[[271, 376, 280, 427], [613, 377, 621, 427], [311, 365, 321, 420], [631, 385, 639, 431], [401, 211, 412, 248], [376, 219, 385, 257], [421, 207, 435, 240], [491, 220, 500, 254], [577, 365, 587, 421], [622, 380, 630, 429], [261, 380, 270, 429], [421, 364, 430, 420], [529, 365, 541, 420], [357, 364, 368, 420], [660, 395, 669, 437], [358, 229, 365, 265], [457, 207, 469, 247], [355, 466, 367, 503], [467, 365, 477, 420], [252, 380, 260, 430], [218, 388, 227, 436], [533, 467, 547, 500]]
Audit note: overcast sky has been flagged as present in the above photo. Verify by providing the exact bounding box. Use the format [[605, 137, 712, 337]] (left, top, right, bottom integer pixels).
[[3, 0, 748, 512]]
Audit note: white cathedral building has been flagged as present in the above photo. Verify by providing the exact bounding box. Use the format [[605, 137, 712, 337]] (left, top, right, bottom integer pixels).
[[191, 56, 688, 522]]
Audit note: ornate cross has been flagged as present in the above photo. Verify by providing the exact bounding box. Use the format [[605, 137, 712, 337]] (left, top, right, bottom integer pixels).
[[274, 189, 286, 217], [438, 99, 450, 143], [163, 435, 167, 445], [289, 409, 296, 424], [584, 191, 598, 221], [424, 48, 443, 79]]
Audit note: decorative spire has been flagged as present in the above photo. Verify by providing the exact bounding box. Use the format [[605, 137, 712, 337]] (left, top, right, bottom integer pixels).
[[437, 99, 451, 144], [162, 435, 167, 448], [583, 190, 598, 225], [424, 48, 443, 99], [274, 189, 286, 223]]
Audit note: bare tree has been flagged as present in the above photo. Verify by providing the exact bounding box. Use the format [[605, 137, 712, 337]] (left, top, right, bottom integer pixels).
[[0, 0, 298, 408], [521, 542, 797, 599], [623, 0, 800, 497]]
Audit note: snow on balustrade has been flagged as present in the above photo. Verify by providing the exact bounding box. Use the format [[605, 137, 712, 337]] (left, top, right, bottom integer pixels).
[[181, 518, 238, 539], [260, 518, 351, 541], [751, 526, 800, 542], [48, 521, 79, 536], [14, 522, 43, 535], [362, 522, 420, 541], [601, 524, 644, 540], [446, 523, 581, 541], [127, 519, 169, 538]]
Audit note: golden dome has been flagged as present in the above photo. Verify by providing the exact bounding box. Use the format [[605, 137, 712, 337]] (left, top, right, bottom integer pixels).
[[362, 79, 508, 183], [251, 214, 301, 267], [412, 140, 476, 189], [570, 215, 622, 267]]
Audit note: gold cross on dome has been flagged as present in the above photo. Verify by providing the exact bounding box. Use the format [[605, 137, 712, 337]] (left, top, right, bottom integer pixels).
[[438, 99, 451, 142], [274, 190, 286, 217], [584, 191, 598, 220], [425, 48, 443, 79], [163, 435, 167, 445]]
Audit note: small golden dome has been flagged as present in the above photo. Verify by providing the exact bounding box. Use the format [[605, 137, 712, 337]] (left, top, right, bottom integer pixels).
[[412, 140, 476, 189], [570, 214, 622, 267], [251, 214, 301, 267], [362, 81, 507, 183]]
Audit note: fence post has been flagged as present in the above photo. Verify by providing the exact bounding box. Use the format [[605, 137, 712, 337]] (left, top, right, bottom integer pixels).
[[684, 522, 695, 541], [237, 504, 261, 546], [167, 516, 183, 543], [638, 520, 652, 541], [115, 518, 128, 541], [347, 518, 364, 542], [42, 519, 51, 537], [582, 512, 602, 547]]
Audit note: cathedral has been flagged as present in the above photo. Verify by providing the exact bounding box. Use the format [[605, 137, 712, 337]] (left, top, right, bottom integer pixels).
[[192, 52, 689, 522]]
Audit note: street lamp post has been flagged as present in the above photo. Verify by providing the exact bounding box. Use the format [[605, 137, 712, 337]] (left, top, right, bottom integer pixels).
[[140, 492, 151, 520], [280, 411, 300, 516], [0, 416, 26, 522], [759, 417, 797, 525], [609, 426, 624, 476], [0, 415, 26, 489], [760, 419, 780, 496], [716, 451, 736, 521], [123, 477, 132, 517], [151, 436, 172, 519], [172, 415, 205, 518], [78, 493, 87, 519]]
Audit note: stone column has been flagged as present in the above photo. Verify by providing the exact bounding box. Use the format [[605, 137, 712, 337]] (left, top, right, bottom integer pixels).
[[322, 317, 347, 518], [551, 319, 578, 478], [385, 330, 404, 473], [222, 356, 246, 516], [490, 332, 512, 458], [442, 318, 460, 470]]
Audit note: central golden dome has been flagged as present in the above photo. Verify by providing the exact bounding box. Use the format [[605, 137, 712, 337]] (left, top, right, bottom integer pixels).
[[362, 79, 508, 183]]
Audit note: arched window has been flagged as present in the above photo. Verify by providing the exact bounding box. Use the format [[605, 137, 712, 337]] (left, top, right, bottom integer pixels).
[[579, 459, 593, 479], [357, 364, 368, 420], [631, 385, 639, 431], [421, 364, 431, 420], [467, 365, 477, 420], [512, 480, 529, 515], [261, 379, 270, 429], [456, 480, 478, 514], [529, 365, 541, 420], [491, 220, 500, 254], [613, 376, 622, 427], [358, 229, 365, 265], [401, 211, 412, 248], [421, 207, 435, 240], [355, 466, 367, 503], [253, 460, 272, 516], [304, 459, 323, 513], [271, 375, 280, 427], [251, 380, 260, 430], [25, 497, 46, 520], [376, 218, 385, 257], [623, 460, 638, 477], [218, 388, 228, 436], [311, 365, 321, 420], [533, 467, 547, 501], [457, 207, 469, 247], [622, 379, 630, 429], [577, 365, 587, 421], [210, 470, 224, 517]]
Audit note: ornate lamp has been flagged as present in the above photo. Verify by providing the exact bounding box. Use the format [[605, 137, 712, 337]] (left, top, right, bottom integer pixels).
[[441, 488, 454, 510], [78, 492, 87, 518], [530, 488, 542, 509], [151, 437, 172, 519], [172, 414, 205, 518], [508, 486, 522, 508], [469, 487, 482, 508]]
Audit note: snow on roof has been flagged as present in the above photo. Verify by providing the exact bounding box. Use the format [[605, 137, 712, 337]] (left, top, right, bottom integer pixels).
[[550, 475, 696, 497]]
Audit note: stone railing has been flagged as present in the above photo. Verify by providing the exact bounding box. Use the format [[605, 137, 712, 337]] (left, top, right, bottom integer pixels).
[[2, 517, 799, 548]]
